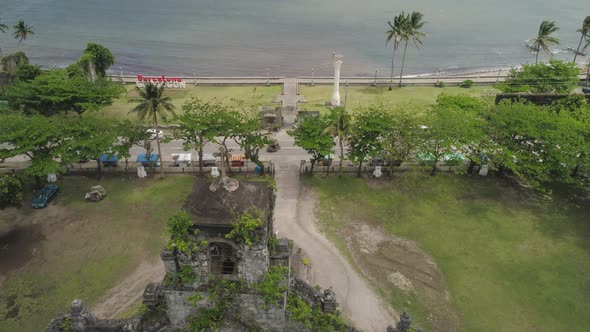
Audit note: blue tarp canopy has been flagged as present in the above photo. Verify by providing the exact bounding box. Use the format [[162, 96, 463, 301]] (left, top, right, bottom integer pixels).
[[137, 154, 159, 163], [99, 154, 118, 162]]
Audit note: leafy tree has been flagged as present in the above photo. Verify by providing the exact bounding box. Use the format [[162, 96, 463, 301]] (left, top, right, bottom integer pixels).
[[573, 16, 590, 63], [3, 68, 124, 116], [234, 111, 271, 173], [12, 20, 34, 48], [112, 120, 152, 173], [324, 107, 351, 176], [77, 43, 115, 80], [0, 113, 72, 186], [386, 13, 406, 91], [398, 11, 426, 87], [531, 21, 560, 64], [288, 114, 334, 173], [12, 62, 41, 82], [63, 116, 119, 179], [382, 105, 424, 168], [497, 60, 579, 93], [206, 104, 244, 172], [226, 208, 264, 247], [174, 98, 222, 174], [1, 51, 29, 74], [130, 82, 176, 178], [0, 175, 23, 210], [347, 106, 392, 176], [486, 101, 564, 186]]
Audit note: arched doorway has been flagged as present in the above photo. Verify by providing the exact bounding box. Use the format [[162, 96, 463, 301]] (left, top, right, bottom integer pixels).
[[209, 242, 238, 277]]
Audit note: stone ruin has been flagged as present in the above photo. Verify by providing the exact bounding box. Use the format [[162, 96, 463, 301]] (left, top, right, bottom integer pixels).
[[47, 179, 420, 331]]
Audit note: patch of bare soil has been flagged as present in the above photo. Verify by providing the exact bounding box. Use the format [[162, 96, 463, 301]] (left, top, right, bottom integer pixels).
[[343, 222, 462, 332], [92, 260, 165, 319]]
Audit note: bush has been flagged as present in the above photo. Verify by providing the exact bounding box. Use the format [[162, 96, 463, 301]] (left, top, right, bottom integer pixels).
[[459, 80, 474, 88], [434, 81, 446, 88], [497, 60, 580, 93], [178, 265, 196, 285], [287, 294, 346, 332], [226, 208, 264, 246], [0, 175, 23, 209], [256, 266, 288, 309], [166, 210, 199, 255]]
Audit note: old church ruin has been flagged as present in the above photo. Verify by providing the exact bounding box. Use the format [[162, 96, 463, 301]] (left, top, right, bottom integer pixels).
[[47, 177, 417, 331]]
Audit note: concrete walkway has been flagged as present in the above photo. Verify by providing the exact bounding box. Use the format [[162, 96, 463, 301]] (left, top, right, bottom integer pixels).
[[273, 158, 395, 331], [275, 78, 305, 126]]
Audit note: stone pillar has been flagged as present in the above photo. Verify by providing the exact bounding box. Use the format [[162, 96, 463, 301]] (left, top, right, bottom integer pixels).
[[143, 282, 161, 308], [321, 288, 338, 314], [161, 248, 179, 277], [396, 311, 412, 332], [331, 54, 343, 106]]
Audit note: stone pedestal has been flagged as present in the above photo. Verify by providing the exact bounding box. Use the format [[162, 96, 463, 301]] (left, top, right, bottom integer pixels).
[[161, 248, 179, 277]]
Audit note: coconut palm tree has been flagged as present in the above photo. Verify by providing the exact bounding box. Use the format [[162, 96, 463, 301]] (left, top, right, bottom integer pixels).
[[13, 19, 34, 48], [531, 21, 560, 64], [0, 19, 8, 56], [573, 16, 590, 63], [323, 107, 351, 177], [130, 82, 176, 178], [386, 13, 406, 91], [398, 11, 426, 87]]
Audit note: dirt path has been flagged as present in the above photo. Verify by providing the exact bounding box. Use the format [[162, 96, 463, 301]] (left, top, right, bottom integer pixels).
[[92, 260, 165, 319], [273, 160, 396, 331]]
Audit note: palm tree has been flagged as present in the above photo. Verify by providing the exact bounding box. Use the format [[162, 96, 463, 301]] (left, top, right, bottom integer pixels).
[[130, 82, 176, 178], [531, 21, 560, 64], [323, 107, 351, 177], [398, 11, 426, 87], [0, 18, 8, 56], [573, 16, 590, 63], [13, 19, 34, 48], [386, 13, 406, 91]]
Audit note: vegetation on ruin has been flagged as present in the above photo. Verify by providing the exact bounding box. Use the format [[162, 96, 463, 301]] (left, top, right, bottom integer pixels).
[[226, 208, 264, 247], [166, 210, 199, 256], [187, 277, 244, 331], [256, 266, 288, 309], [286, 293, 346, 332], [178, 265, 197, 286]]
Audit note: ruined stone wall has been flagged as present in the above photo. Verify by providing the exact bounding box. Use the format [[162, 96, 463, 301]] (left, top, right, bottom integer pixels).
[[238, 244, 269, 283]]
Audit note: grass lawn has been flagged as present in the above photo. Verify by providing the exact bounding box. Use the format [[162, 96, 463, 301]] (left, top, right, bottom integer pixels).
[[310, 174, 590, 332], [101, 84, 281, 121], [0, 175, 194, 331], [299, 85, 497, 112]]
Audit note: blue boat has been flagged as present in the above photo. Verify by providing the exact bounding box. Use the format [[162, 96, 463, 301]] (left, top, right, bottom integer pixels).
[[137, 153, 160, 167], [99, 153, 119, 167]]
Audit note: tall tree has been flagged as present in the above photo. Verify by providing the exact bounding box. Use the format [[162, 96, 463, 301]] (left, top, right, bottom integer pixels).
[[323, 107, 351, 176], [113, 120, 152, 175], [386, 13, 406, 91], [288, 114, 334, 174], [398, 11, 426, 87], [0, 18, 8, 56], [78, 43, 116, 80], [531, 21, 560, 64], [174, 98, 222, 174], [573, 16, 590, 63], [347, 106, 392, 177], [130, 82, 175, 178], [12, 19, 34, 48], [3, 68, 124, 116]]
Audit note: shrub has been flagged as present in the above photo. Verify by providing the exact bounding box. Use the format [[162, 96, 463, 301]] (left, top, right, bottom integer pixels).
[[226, 208, 264, 246], [287, 294, 346, 332], [459, 80, 474, 88], [166, 210, 199, 255], [178, 265, 196, 285], [434, 81, 446, 88], [257, 266, 288, 309]]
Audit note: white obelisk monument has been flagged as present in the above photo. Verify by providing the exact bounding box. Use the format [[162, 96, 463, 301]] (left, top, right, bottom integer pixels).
[[331, 53, 343, 106]]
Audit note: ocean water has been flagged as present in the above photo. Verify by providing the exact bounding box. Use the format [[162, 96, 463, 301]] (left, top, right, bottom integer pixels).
[[1, 0, 588, 77]]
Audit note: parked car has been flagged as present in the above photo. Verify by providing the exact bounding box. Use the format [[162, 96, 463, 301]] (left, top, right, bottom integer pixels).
[[583, 87, 590, 94], [32, 184, 59, 208], [146, 129, 164, 140], [171, 153, 191, 167]]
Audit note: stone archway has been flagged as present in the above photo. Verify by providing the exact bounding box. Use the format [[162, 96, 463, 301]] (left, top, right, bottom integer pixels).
[[209, 242, 239, 277]]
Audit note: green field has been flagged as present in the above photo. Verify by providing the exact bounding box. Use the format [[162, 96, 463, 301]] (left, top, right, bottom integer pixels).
[[311, 175, 590, 332], [0, 176, 194, 331], [299, 85, 497, 111], [101, 84, 281, 121]]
